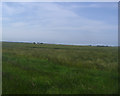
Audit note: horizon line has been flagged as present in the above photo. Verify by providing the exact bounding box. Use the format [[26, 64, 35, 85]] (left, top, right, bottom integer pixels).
[[1, 40, 118, 47]]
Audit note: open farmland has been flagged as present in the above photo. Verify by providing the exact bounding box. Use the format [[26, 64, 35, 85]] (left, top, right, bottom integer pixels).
[[2, 42, 118, 94]]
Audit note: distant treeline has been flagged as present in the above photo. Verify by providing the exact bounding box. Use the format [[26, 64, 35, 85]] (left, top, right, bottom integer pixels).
[[33, 42, 110, 47], [88, 45, 109, 47], [33, 42, 44, 44]]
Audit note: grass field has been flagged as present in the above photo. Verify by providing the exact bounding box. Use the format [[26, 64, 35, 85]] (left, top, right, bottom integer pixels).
[[2, 42, 118, 94]]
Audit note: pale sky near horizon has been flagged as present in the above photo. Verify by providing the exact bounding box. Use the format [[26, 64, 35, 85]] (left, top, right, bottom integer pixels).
[[2, 2, 118, 46]]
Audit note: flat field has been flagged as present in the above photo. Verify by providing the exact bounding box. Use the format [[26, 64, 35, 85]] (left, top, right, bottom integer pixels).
[[2, 42, 118, 94]]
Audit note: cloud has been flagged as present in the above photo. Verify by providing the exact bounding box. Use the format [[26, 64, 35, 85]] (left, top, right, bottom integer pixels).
[[11, 22, 28, 27], [2, 0, 120, 2], [2, 3, 25, 16], [2, 2, 118, 45], [69, 3, 117, 9]]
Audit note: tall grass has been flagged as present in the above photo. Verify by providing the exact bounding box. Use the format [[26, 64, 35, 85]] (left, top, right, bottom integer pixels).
[[2, 42, 118, 94]]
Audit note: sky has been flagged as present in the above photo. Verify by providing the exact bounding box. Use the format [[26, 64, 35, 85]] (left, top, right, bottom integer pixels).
[[0, 2, 2, 41], [2, 2, 118, 46]]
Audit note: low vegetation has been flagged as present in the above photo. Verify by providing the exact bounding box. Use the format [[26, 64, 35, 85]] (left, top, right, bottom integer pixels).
[[2, 42, 118, 94]]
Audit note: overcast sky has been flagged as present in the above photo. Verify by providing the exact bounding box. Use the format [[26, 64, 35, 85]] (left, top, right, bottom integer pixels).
[[2, 2, 118, 46]]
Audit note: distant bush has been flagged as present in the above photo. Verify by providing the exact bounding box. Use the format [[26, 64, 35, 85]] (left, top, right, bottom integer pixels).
[[33, 42, 36, 44], [97, 45, 109, 47], [36, 42, 44, 44]]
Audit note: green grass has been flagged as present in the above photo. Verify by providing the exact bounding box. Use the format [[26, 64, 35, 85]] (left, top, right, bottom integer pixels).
[[2, 42, 118, 94]]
